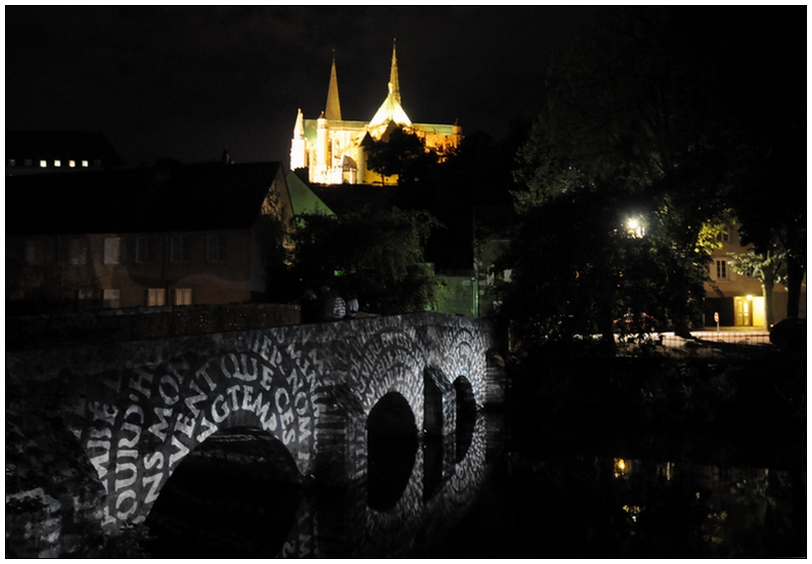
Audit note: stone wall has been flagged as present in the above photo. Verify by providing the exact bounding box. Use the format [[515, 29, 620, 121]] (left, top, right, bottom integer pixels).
[[6, 302, 300, 351], [5, 312, 504, 557], [6, 377, 107, 558]]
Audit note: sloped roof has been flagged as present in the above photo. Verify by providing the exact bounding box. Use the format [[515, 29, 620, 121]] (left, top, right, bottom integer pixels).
[[6, 131, 126, 167], [286, 171, 335, 217], [307, 183, 398, 216], [369, 85, 412, 129], [6, 161, 286, 236]]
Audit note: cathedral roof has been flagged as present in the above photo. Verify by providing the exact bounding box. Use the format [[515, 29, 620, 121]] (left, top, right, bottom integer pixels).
[[369, 87, 412, 129]]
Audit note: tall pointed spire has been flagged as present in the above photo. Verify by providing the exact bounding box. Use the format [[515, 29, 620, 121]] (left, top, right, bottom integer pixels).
[[389, 39, 401, 105], [369, 39, 411, 131], [325, 50, 342, 121]]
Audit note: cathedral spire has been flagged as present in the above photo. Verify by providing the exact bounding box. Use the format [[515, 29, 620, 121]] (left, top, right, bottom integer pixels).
[[325, 50, 342, 121], [389, 39, 401, 105], [369, 39, 411, 131]]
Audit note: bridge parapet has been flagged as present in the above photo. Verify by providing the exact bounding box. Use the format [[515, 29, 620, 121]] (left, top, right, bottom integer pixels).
[[6, 312, 503, 549]]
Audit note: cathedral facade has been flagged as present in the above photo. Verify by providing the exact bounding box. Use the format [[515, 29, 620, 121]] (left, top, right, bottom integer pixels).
[[290, 43, 462, 185]]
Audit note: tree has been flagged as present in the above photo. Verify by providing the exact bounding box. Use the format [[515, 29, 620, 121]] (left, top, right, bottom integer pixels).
[[289, 207, 442, 315], [727, 249, 785, 329], [718, 6, 806, 323], [729, 126, 806, 323], [366, 127, 437, 187], [495, 181, 708, 349], [402, 129, 522, 271], [502, 8, 739, 345]]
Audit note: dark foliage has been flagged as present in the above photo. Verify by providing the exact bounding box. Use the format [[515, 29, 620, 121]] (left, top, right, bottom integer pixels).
[[289, 207, 442, 315]]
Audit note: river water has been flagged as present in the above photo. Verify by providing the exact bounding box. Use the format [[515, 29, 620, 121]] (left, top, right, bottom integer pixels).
[[144, 408, 804, 558]]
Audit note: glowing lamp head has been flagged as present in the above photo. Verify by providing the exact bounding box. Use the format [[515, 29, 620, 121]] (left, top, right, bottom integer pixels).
[[626, 217, 644, 238]]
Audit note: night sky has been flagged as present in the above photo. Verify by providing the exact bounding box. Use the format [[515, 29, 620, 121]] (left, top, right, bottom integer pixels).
[[5, 6, 598, 168]]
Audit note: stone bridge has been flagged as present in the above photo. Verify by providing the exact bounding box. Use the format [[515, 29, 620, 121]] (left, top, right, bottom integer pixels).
[[6, 312, 503, 557]]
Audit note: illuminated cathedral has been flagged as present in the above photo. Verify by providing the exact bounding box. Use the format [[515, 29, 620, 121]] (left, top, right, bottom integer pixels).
[[290, 42, 463, 185]]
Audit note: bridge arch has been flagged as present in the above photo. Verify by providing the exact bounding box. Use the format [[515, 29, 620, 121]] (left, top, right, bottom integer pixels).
[[71, 329, 320, 533], [355, 325, 426, 430], [423, 323, 489, 408], [145, 426, 302, 558]]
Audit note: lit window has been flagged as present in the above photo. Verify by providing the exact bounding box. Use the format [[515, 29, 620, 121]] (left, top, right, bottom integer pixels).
[[69, 160, 76, 168], [24, 239, 44, 265], [716, 260, 728, 280], [103, 237, 121, 265], [206, 234, 225, 262], [103, 289, 120, 308], [174, 288, 192, 306], [54, 160, 61, 167], [68, 238, 87, 265], [82, 160, 89, 167], [170, 235, 190, 263], [8, 159, 15, 167], [39, 160, 47, 168], [135, 236, 155, 263], [613, 458, 632, 478], [147, 288, 165, 307]]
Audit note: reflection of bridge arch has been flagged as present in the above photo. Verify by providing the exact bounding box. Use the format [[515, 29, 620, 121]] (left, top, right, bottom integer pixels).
[[367, 392, 418, 512], [453, 376, 478, 462]]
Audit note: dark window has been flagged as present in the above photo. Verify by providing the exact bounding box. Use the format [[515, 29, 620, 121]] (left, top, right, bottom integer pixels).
[[170, 235, 190, 263]]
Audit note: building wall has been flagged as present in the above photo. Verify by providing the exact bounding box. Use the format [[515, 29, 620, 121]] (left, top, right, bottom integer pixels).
[[7, 229, 258, 313], [295, 119, 461, 186], [703, 224, 806, 327], [434, 273, 475, 318]]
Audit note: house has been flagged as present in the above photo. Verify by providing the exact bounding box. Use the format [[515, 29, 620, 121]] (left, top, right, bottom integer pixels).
[[703, 223, 806, 328], [6, 161, 294, 313], [290, 41, 462, 185], [6, 130, 125, 176]]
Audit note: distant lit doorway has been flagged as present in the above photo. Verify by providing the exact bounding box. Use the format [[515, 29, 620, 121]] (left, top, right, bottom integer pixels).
[[734, 295, 764, 327]]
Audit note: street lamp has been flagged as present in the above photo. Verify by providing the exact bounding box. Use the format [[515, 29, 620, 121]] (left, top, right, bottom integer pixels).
[[626, 217, 645, 238]]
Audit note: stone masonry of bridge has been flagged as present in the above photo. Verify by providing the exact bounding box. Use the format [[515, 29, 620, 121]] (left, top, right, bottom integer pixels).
[[5, 312, 502, 557]]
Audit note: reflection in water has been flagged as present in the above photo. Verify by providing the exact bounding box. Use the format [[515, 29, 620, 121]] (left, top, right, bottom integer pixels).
[[366, 392, 418, 511], [427, 449, 804, 558], [454, 377, 477, 463], [144, 411, 802, 557], [601, 456, 803, 558], [276, 399, 492, 557]]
